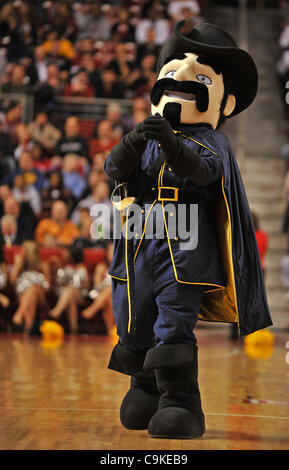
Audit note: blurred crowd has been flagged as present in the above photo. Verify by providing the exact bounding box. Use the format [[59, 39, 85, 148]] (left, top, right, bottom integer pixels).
[[0, 0, 206, 335]]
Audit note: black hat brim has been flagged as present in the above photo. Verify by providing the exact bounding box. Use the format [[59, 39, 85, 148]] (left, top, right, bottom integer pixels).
[[157, 21, 258, 117]]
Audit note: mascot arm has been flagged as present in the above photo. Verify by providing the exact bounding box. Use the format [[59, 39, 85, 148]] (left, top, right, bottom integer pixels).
[[108, 123, 147, 175], [170, 142, 223, 185], [142, 114, 222, 185]]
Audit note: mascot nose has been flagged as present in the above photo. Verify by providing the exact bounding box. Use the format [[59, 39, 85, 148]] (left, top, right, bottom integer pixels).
[[174, 63, 193, 81]]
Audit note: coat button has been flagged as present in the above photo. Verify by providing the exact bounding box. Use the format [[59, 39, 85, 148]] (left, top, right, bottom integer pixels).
[[174, 236, 179, 241]]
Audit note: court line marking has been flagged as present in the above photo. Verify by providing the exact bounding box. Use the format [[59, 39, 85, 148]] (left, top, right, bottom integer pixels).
[[0, 407, 288, 420]]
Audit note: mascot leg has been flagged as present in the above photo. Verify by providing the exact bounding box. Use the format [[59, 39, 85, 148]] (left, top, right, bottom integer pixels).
[[108, 343, 160, 430], [144, 343, 205, 439]]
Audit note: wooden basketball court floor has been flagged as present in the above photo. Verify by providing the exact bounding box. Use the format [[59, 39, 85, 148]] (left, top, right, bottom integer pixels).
[[0, 327, 288, 451]]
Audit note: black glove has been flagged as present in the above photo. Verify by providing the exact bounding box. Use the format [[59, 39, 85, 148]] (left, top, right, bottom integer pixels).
[[142, 114, 177, 162], [110, 121, 148, 173]]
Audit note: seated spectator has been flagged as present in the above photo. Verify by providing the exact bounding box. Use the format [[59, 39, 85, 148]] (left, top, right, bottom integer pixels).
[[47, 40, 71, 73], [95, 66, 125, 99], [168, 0, 201, 22], [42, 29, 75, 61], [107, 43, 137, 83], [82, 242, 114, 335], [74, 3, 111, 41], [76, 52, 101, 90], [8, 150, 45, 192], [49, 245, 89, 333], [122, 96, 149, 132], [63, 69, 95, 98], [0, 244, 9, 311], [1, 63, 31, 94], [136, 27, 160, 65], [0, 184, 12, 209], [31, 143, 52, 173], [0, 120, 16, 182], [62, 153, 87, 200], [54, 116, 89, 164], [35, 199, 80, 246], [33, 63, 66, 113], [10, 240, 50, 333], [89, 120, 120, 158], [41, 171, 75, 218], [12, 173, 42, 217], [28, 112, 61, 152], [135, 3, 170, 46], [3, 196, 36, 241], [0, 102, 22, 143], [71, 180, 112, 230], [0, 214, 21, 246], [105, 102, 125, 139], [73, 207, 97, 248], [28, 45, 49, 85], [91, 151, 107, 173], [110, 8, 135, 43], [14, 123, 34, 160]]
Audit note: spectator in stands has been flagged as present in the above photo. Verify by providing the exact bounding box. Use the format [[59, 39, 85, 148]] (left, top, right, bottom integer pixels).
[[35, 199, 79, 246], [28, 45, 49, 85], [122, 96, 149, 132], [41, 170, 75, 217], [111, 8, 135, 43], [89, 120, 120, 158], [54, 116, 88, 163], [135, 1, 170, 46], [47, 39, 71, 74], [63, 69, 95, 98], [14, 123, 34, 160], [10, 240, 50, 333], [1, 63, 31, 94], [82, 242, 114, 336], [91, 151, 107, 173], [74, 2, 111, 41], [136, 27, 160, 65], [49, 245, 89, 333], [9, 150, 45, 192], [168, 0, 201, 22], [2, 196, 36, 241], [12, 173, 42, 217], [95, 66, 125, 99], [0, 214, 21, 246], [105, 102, 125, 139], [62, 153, 87, 199], [71, 180, 112, 229], [0, 120, 16, 182], [42, 29, 75, 61], [0, 102, 22, 142], [108, 43, 137, 84], [78, 52, 101, 91], [73, 207, 97, 248], [28, 112, 61, 152], [0, 243, 9, 312]]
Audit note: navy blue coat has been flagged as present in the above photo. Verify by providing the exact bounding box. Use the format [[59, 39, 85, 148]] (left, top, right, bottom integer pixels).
[[105, 123, 272, 336]]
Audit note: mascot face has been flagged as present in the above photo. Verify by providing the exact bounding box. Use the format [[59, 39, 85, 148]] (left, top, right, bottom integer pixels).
[[151, 52, 236, 129]]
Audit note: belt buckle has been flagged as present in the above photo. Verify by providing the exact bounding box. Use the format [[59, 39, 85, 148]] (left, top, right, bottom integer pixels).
[[158, 186, 179, 202]]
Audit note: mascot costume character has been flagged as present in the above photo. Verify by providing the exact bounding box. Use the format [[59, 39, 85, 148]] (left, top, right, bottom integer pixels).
[[104, 21, 272, 439]]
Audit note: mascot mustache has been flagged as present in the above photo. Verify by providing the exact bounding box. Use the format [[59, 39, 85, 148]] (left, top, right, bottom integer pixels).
[[150, 77, 209, 113]]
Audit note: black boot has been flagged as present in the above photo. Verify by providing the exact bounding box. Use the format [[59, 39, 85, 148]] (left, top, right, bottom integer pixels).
[[108, 343, 160, 430], [143, 343, 205, 439], [120, 369, 160, 430]]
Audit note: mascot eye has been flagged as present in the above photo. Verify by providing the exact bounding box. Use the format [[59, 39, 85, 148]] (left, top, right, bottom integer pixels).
[[196, 74, 212, 85], [165, 70, 176, 78]]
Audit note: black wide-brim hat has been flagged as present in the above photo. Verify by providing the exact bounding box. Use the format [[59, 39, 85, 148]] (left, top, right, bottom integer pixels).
[[157, 20, 258, 117]]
